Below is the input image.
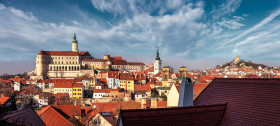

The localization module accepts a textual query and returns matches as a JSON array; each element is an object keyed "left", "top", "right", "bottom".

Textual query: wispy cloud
[
  {"left": 210, "top": 0, "right": 242, "bottom": 19},
  {"left": 224, "top": 8, "right": 280, "bottom": 45}
]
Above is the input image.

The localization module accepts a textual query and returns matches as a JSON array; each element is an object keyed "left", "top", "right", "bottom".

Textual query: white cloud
[
  {"left": 225, "top": 8, "right": 280, "bottom": 45},
  {"left": 211, "top": 0, "right": 242, "bottom": 19},
  {"left": 218, "top": 17, "right": 244, "bottom": 30}
]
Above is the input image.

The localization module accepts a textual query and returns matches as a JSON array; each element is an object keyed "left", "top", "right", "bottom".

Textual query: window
[
  {"left": 78, "top": 89, "right": 81, "bottom": 91},
  {"left": 73, "top": 89, "right": 76, "bottom": 91},
  {"left": 94, "top": 119, "right": 101, "bottom": 125},
  {"left": 78, "top": 93, "right": 81, "bottom": 95}
]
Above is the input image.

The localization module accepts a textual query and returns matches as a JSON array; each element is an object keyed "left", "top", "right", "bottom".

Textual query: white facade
[
  {"left": 54, "top": 88, "right": 73, "bottom": 97},
  {"left": 92, "top": 92, "right": 110, "bottom": 99},
  {"left": 14, "top": 82, "right": 21, "bottom": 91},
  {"left": 154, "top": 60, "right": 162, "bottom": 75}
]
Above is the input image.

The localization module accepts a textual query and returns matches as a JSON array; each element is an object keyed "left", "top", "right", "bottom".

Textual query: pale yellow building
[
  {"left": 119, "top": 73, "right": 134, "bottom": 92},
  {"left": 53, "top": 83, "right": 73, "bottom": 97},
  {"left": 32, "top": 33, "right": 146, "bottom": 79},
  {"left": 167, "top": 84, "right": 180, "bottom": 107}
]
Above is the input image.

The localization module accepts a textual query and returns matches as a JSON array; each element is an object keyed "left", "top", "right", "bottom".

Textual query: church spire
[
  {"left": 156, "top": 46, "right": 160, "bottom": 60},
  {"left": 72, "top": 33, "right": 78, "bottom": 43}
]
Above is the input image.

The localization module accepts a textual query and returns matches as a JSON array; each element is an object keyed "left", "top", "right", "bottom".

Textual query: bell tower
[
  {"left": 72, "top": 33, "right": 79, "bottom": 52},
  {"left": 154, "top": 47, "right": 162, "bottom": 75},
  {"left": 179, "top": 66, "right": 188, "bottom": 78}
]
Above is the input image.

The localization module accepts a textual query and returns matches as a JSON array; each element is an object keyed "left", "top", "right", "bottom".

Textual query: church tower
[
  {"left": 72, "top": 33, "right": 79, "bottom": 52},
  {"left": 179, "top": 66, "right": 188, "bottom": 78},
  {"left": 154, "top": 47, "right": 162, "bottom": 75}
]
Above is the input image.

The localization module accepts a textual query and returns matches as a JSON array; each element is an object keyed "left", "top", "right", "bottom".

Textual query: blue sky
[{"left": 1, "top": 0, "right": 280, "bottom": 74}]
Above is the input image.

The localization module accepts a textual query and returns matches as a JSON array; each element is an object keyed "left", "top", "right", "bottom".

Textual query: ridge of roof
[{"left": 121, "top": 103, "right": 227, "bottom": 112}]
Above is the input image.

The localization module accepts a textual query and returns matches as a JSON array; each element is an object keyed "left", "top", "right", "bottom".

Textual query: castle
[{"left": 32, "top": 34, "right": 146, "bottom": 79}]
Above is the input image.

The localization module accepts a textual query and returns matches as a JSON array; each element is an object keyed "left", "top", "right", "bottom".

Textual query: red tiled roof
[
  {"left": 52, "top": 93, "right": 69, "bottom": 99},
  {"left": 127, "top": 62, "right": 145, "bottom": 66},
  {"left": 0, "top": 97, "right": 9, "bottom": 105},
  {"left": 110, "top": 57, "right": 123, "bottom": 60},
  {"left": 37, "top": 105, "right": 74, "bottom": 126},
  {"left": 193, "top": 83, "right": 209, "bottom": 100},
  {"left": 154, "top": 72, "right": 162, "bottom": 77},
  {"left": 144, "top": 66, "right": 154, "bottom": 73},
  {"left": 82, "top": 59, "right": 108, "bottom": 62},
  {"left": 176, "top": 85, "right": 180, "bottom": 93},
  {"left": 38, "top": 51, "right": 80, "bottom": 56},
  {"left": 112, "top": 60, "right": 127, "bottom": 65},
  {"left": 119, "top": 103, "right": 227, "bottom": 126},
  {"left": 79, "top": 51, "right": 91, "bottom": 56},
  {"left": 100, "top": 78, "right": 108, "bottom": 86},
  {"left": 92, "top": 102, "right": 122, "bottom": 114},
  {"left": 103, "top": 115, "right": 118, "bottom": 126},
  {"left": 52, "top": 105, "right": 81, "bottom": 119},
  {"left": 194, "top": 78, "right": 280, "bottom": 125},
  {"left": 134, "top": 84, "right": 151, "bottom": 92},
  {"left": 73, "top": 83, "right": 83, "bottom": 88},
  {"left": 3, "top": 108, "right": 45, "bottom": 126},
  {"left": 157, "top": 101, "right": 167, "bottom": 107},
  {"left": 54, "top": 82, "right": 73, "bottom": 88},
  {"left": 91, "top": 100, "right": 141, "bottom": 115},
  {"left": 120, "top": 73, "right": 133, "bottom": 80},
  {"left": 81, "top": 109, "right": 98, "bottom": 124}
]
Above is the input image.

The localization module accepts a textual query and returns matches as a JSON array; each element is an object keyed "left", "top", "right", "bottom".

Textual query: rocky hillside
[{"left": 216, "top": 59, "right": 270, "bottom": 70}]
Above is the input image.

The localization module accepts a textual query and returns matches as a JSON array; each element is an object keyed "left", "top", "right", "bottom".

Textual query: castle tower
[
  {"left": 154, "top": 47, "right": 162, "bottom": 75},
  {"left": 162, "top": 66, "right": 170, "bottom": 81},
  {"left": 179, "top": 66, "right": 188, "bottom": 78},
  {"left": 72, "top": 33, "right": 79, "bottom": 52},
  {"left": 104, "top": 55, "right": 110, "bottom": 60},
  {"left": 36, "top": 51, "right": 46, "bottom": 77}
]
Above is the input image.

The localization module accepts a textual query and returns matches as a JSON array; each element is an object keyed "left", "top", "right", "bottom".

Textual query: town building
[{"left": 32, "top": 34, "right": 146, "bottom": 79}]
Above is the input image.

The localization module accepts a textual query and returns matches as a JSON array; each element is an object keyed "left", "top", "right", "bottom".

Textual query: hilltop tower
[
  {"left": 179, "top": 66, "right": 188, "bottom": 78},
  {"left": 154, "top": 47, "right": 162, "bottom": 75},
  {"left": 72, "top": 33, "right": 79, "bottom": 52}
]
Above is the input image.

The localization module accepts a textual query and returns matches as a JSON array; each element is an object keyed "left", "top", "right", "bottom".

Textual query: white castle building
[{"left": 32, "top": 34, "right": 146, "bottom": 79}]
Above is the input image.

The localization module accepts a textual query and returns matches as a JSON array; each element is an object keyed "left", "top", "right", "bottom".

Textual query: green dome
[{"left": 72, "top": 33, "right": 78, "bottom": 43}]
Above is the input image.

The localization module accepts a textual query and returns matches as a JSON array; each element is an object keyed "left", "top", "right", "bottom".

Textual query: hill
[{"left": 216, "top": 58, "right": 271, "bottom": 70}]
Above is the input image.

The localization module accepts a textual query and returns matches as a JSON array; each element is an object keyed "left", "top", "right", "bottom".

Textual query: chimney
[{"left": 178, "top": 77, "right": 193, "bottom": 107}]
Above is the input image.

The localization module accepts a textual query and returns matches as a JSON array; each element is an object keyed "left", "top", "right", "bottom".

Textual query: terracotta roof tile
[
  {"left": 110, "top": 57, "right": 123, "bottom": 60},
  {"left": 3, "top": 108, "right": 45, "bottom": 126},
  {"left": 37, "top": 105, "right": 74, "bottom": 126},
  {"left": 127, "top": 62, "right": 145, "bottom": 66},
  {"left": 54, "top": 81, "right": 73, "bottom": 88},
  {"left": 0, "top": 97, "right": 9, "bottom": 105},
  {"left": 38, "top": 51, "right": 80, "bottom": 56},
  {"left": 193, "top": 83, "right": 209, "bottom": 100},
  {"left": 51, "top": 105, "right": 81, "bottom": 118},
  {"left": 194, "top": 78, "right": 280, "bottom": 125},
  {"left": 157, "top": 101, "right": 167, "bottom": 107},
  {"left": 73, "top": 83, "right": 83, "bottom": 88},
  {"left": 119, "top": 103, "right": 227, "bottom": 126},
  {"left": 79, "top": 51, "right": 92, "bottom": 56},
  {"left": 134, "top": 84, "right": 151, "bottom": 92},
  {"left": 82, "top": 59, "right": 108, "bottom": 62}
]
